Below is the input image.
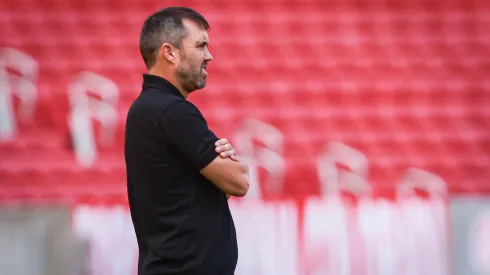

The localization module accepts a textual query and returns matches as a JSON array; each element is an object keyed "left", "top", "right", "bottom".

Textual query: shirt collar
[{"left": 142, "top": 73, "right": 184, "bottom": 98}]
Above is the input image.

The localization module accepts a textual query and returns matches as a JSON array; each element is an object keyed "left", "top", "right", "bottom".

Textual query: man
[{"left": 124, "top": 7, "right": 250, "bottom": 275}]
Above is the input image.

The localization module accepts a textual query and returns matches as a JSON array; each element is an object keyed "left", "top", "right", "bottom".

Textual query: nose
[{"left": 205, "top": 49, "right": 213, "bottom": 62}]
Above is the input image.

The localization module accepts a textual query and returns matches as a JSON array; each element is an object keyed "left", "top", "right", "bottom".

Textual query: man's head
[{"left": 139, "top": 7, "right": 213, "bottom": 96}]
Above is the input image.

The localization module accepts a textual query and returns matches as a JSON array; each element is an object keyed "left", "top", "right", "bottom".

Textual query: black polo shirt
[{"left": 124, "top": 74, "right": 238, "bottom": 275}]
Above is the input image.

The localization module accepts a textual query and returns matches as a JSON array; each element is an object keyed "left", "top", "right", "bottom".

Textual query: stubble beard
[{"left": 177, "top": 56, "right": 206, "bottom": 94}]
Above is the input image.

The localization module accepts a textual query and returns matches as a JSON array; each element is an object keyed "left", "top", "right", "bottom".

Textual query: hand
[{"left": 215, "top": 138, "right": 238, "bottom": 161}]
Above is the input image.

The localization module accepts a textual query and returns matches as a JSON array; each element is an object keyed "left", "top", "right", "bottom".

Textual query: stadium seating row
[{"left": 1, "top": 0, "right": 489, "bottom": 199}]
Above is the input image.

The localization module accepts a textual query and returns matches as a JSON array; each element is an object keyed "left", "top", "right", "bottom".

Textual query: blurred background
[{"left": 0, "top": 0, "right": 489, "bottom": 274}]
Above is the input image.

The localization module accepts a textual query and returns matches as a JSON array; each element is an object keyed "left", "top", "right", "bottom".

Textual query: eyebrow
[{"left": 195, "top": 40, "right": 208, "bottom": 46}]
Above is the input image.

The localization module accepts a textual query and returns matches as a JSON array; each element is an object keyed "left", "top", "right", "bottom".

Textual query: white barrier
[{"left": 71, "top": 196, "right": 449, "bottom": 275}]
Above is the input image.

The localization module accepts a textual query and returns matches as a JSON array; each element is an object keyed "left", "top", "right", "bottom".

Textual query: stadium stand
[{"left": 1, "top": 0, "right": 489, "bottom": 201}]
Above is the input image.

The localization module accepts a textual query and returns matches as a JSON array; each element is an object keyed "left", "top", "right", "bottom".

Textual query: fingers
[
  {"left": 219, "top": 149, "right": 236, "bottom": 158},
  {"left": 215, "top": 138, "right": 239, "bottom": 161},
  {"left": 215, "top": 138, "right": 228, "bottom": 147},
  {"left": 216, "top": 143, "right": 235, "bottom": 156},
  {"left": 216, "top": 142, "right": 232, "bottom": 152}
]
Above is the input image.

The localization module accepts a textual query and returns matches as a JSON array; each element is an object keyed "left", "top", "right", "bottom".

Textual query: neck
[{"left": 147, "top": 67, "right": 189, "bottom": 99}]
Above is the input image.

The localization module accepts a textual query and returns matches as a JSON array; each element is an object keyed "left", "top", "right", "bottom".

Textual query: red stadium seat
[{"left": 0, "top": 0, "right": 489, "bottom": 199}]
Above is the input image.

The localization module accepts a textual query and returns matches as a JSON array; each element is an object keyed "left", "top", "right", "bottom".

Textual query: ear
[{"left": 160, "top": 43, "right": 178, "bottom": 64}]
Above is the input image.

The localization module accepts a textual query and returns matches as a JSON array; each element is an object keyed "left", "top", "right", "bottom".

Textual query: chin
[{"left": 196, "top": 81, "right": 206, "bottom": 90}]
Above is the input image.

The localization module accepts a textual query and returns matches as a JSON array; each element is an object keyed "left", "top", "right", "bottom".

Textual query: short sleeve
[{"left": 160, "top": 100, "right": 219, "bottom": 170}]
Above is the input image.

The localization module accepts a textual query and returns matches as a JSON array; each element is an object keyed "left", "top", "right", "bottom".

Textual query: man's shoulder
[
  {"left": 139, "top": 87, "right": 185, "bottom": 106},
  {"left": 129, "top": 89, "right": 188, "bottom": 116},
  {"left": 162, "top": 98, "right": 204, "bottom": 118}
]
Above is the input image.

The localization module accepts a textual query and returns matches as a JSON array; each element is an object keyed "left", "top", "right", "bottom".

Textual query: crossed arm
[
  {"left": 162, "top": 101, "right": 249, "bottom": 199},
  {"left": 200, "top": 137, "right": 249, "bottom": 198},
  {"left": 211, "top": 138, "right": 246, "bottom": 199}
]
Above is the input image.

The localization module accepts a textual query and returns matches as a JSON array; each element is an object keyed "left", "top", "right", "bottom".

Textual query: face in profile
[{"left": 176, "top": 19, "right": 213, "bottom": 93}]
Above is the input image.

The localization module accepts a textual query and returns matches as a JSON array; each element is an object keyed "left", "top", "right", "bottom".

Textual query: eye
[{"left": 196, "top": 43, "right": 208, "bottom": 49}]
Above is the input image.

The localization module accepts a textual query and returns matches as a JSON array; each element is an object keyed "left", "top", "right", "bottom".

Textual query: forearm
[{"left": 201, "top": 158, "right": 250, "bottom": 197}]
